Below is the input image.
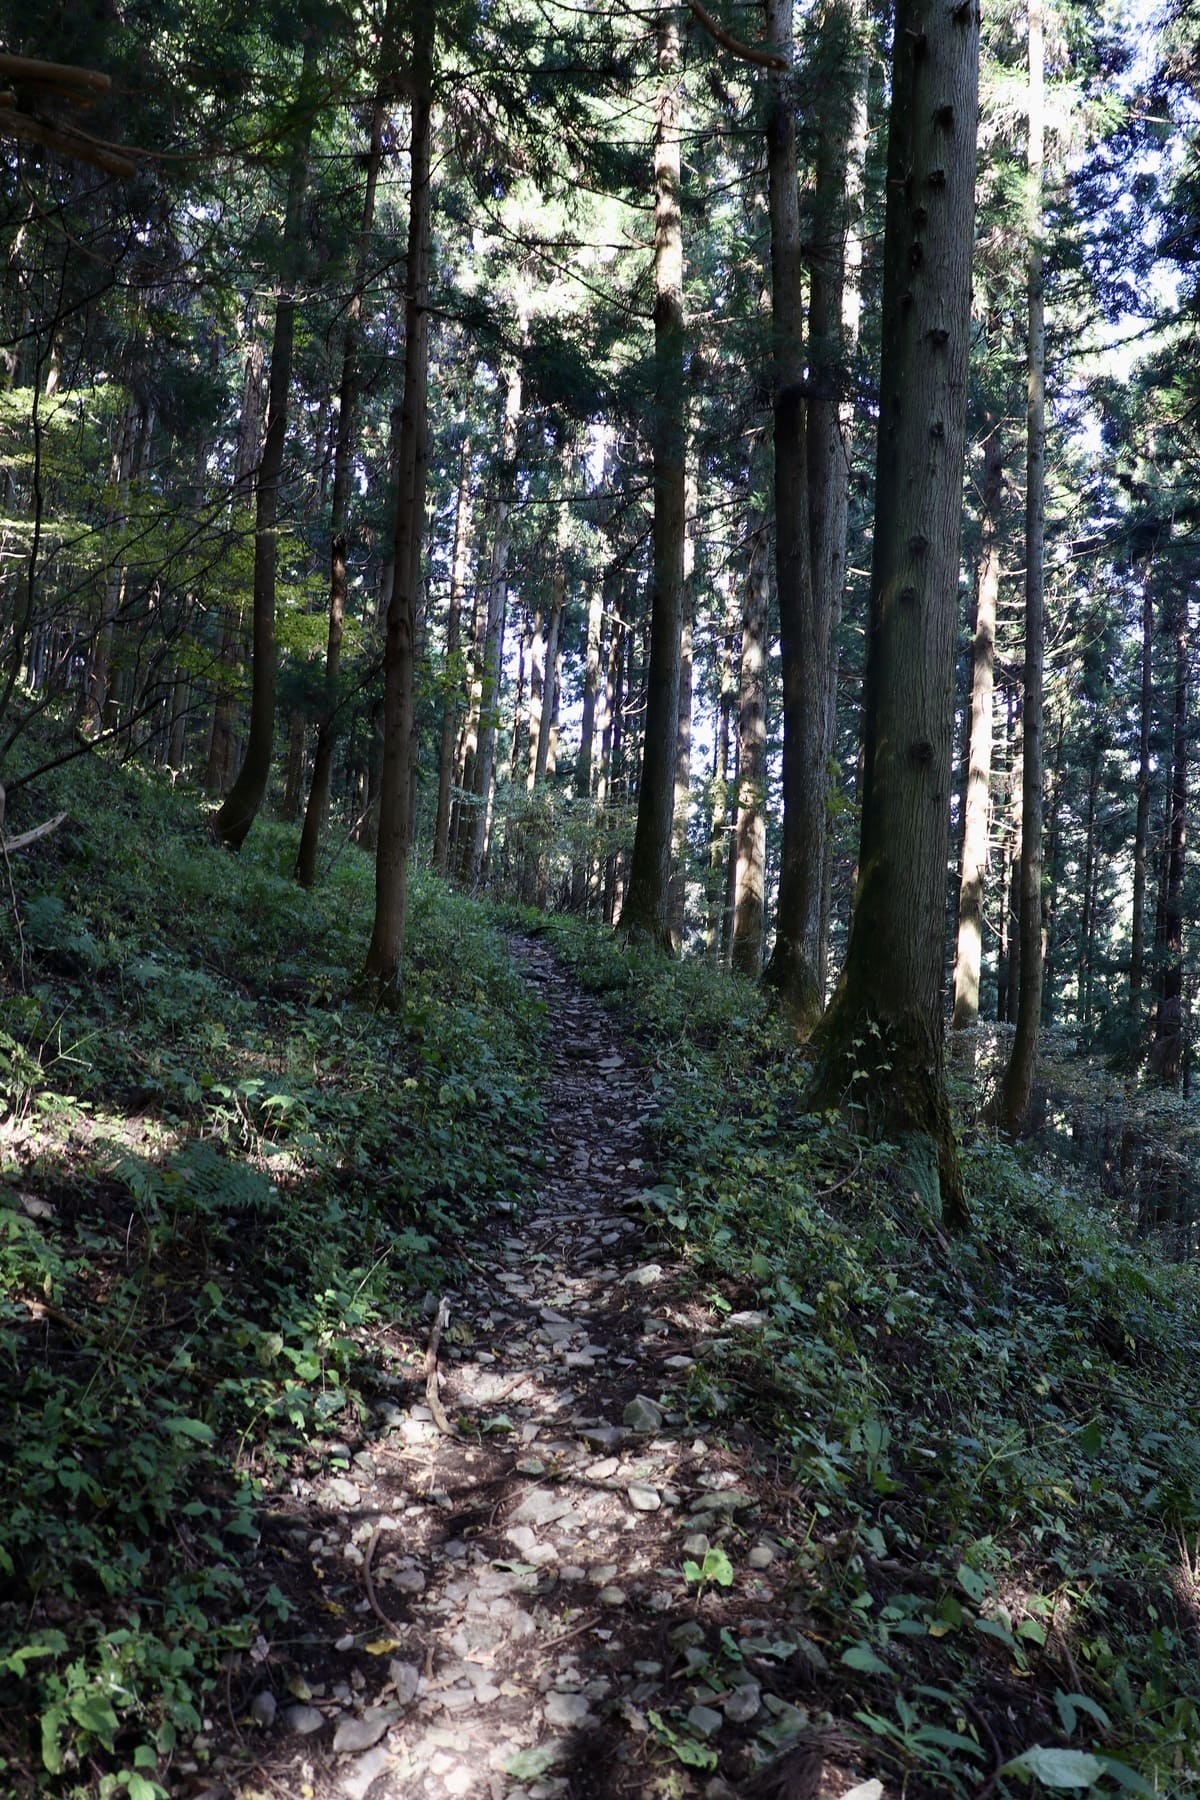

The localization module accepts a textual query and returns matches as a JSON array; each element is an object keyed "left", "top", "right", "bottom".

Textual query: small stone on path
[
  {"left": 333, "top": 1708, "right": 394, "bottom": 1753},
  {"left": 687, "top": 1704, "right": 724, "bottom": 1737},
  {"left": 545, "top": 1691, "right": 593, "bottom": 1727},
  {"left": 623, "top": 1264, "right": 663, "bottom": 1287},
  {"left": 282, "top": 1704, "right": 325, "bottom": 1736},
  {"left": 623, "top": 1395, "right": 663, "bottom": 1432},
  {"left": 627, "top": 1483, "right": 661, "bottom": 1511}
]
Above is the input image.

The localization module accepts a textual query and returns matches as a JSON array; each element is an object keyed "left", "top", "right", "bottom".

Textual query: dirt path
[{"left": 203, "top": 937, "right": 876, "bottom": 1800}]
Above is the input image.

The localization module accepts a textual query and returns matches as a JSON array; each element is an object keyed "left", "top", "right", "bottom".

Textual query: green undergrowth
[
  {"left": 542, "top": 914, "right": 1200, "bottom": 1797},
  {"left": 0, "top": 754, "right": 543, "bottom": 1796}
]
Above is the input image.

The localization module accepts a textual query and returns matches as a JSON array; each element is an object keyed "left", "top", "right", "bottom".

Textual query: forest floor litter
[{"left": 199, "top": 935, "right": 875, "bottom": 1800}]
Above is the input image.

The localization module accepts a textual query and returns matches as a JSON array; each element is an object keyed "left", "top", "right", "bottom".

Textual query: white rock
[
  {"left": 340, "top": 1745, "right": 394, "bottom": 1799},
  {"left": 282, "top": 1704, "right": 325, "bottom": 1735},
  {"left": 627, "top": 1484, "right": 661, "bottom": 1512},
  {"left": 687, "top": 1704, "right": 723, "bottom": 1737},
  {"left": 623, "top": 1396, "right": 663, "bottom": 1433},
  {"left": 545, "top": 1691, "right": 593, "bottom": 1728},
  {"left": 332, "top": 1708, "right": 393, "bottom": 1753}
]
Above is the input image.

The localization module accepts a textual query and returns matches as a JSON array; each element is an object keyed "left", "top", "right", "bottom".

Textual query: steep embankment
[{"left": 3, "top": 762, "right": 1200, "bottom": 1798}]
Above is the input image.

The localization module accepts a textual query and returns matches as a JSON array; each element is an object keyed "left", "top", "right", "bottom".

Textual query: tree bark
[
  {"left": 951, "top": 426, "right": 1003, "bottom": 1046},
  {"left": 432, "top": 433, "right": 473, "bottom": 873},
  {"left": 214, "top": 44, "right": 316, "bottom": 851},
  {"left": 806, "top": 0, "right": 980, "bottom": 1226},
  {"left": 465, "top": 359, "right": 522, "bottom": 887},
  {"left": 998, "top": 0, "right": 1047, "bottom": 1134},
  {"left": 731, "top": 526, "right": 769, "bottom": 976},
  {"left": 296, "top": 95, "right": 387, "bottom": 888},
  {"left": 668, "top": 451, "right": 698, "bottom": 947},
  {"left": 1151, "top": 579, "right": 1187, "bottom": 1082},
  {"left": 364, "top": 9, "right": 435, "bottom": 985},
  {"left": 810, "top": 0, "right": 869, "bottom": 989},
  {"left": 706, "top": 578, "right": 737, "bottom": 960},
  {"left": 1129, "top": 561, "right": 1154, "bottom": 1008},
  {"left": 760, "top": 0, "right": 822, "bottom": 1022},
  {"left": 621, "top": 8, "right": 686, "bottom": 950}
]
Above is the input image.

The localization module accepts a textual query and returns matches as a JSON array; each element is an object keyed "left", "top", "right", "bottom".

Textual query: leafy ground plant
[
  {"left": 0, "top": 756, "right": 543, "bottom": 1795},
  {"left": 543, "top": 913, "right": 1200, "bottom": 1796}
]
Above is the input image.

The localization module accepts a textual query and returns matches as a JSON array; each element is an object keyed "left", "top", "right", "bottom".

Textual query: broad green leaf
[
  {"left": 841, "top": 1644, "right": 891, "bottom": 1675},
  {"left": 701, "top": 1548, "right": 734, "bottom": 1587},
  {"left": 162, "top": 1417, "right": 215, "bottom": 1444},
  {"left": 957, "top": 1562, "right": 988, "bottom": 1603},
  {"left": 1000, "top": 1746, "right": 1107, "bottom": 1787},
  {"left": 504, "top": 1745, "right": 561, "bottom": 1780},
  {"left": 1055, "top": 1690, "right": 1111, "bottom": 1737},
  {"left": 1097, "top": 1756, "right": 1156, "bottom": 1795}
]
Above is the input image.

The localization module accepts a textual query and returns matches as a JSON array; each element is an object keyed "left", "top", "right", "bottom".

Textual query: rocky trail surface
[{"left": 199, "top": 937, "right": 880, "bottom": 1800}]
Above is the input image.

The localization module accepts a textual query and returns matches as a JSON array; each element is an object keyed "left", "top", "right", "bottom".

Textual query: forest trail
[{"left": 217, "top": 935, "right": 877, "bottom": 1800}]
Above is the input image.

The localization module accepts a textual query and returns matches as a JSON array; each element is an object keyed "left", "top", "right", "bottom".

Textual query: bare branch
[{"left": 685, "top": 0, "right": 788, "bottom": 70}]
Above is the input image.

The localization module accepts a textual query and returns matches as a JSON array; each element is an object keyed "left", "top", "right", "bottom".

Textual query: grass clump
[
  {"left": 0, "top": 758, "right": 542, "bottom": 1797},
  {"left": 553, "top": 917, "right": 1200, "bottom": 1797}
]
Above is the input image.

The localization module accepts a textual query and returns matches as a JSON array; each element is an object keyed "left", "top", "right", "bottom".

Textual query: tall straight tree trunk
[
  {"left": 706, "top": 580, "right": 737, "bottom": 958},
  {"left": 1041, "top": 709, "right": 1064, "bottom": 1023},
  {"left": 432, "top": 433, "right": 473, "bottom": 873},
  {"left": 809, "top": 0, "right": 869, "bottom": 986},
  {"left": 731, "top": 527, "right": 769, "bottom": 975},
  {"left": 1151, "top": 580, "right": 1187, "bottom": 1082},
  {"left": 280, "top": 710, "right": 307, "bottom": 820},
  {"left": 466, "top": 361, "right": 522, "bottom": 886},
  {"left": 807, "top": 0, "right": 980, "bottom": 1224},
  {"left": 215, "top": 42, "right": 316, "bottom": 851},
  {"left": 621, "top": 9, "right": 686, "bottom": 948},
  {"left": 451, "top": 499, "right": 491, "bottom": 867},
  {"left": 364, "top": 8, "right": 435, "bottom": 984},
  {"left": 668, "top": 456, "right": 697, "bottom": 949},
  {"left": 296, "top": 94, "right": 387, "bottom": 888},
  {"left": 951, "top": 425, "right": 1004, "bottom": 1052},
  {"left": 761, "top": 0, "right": 822, "bottom": 1021},
  {"left": 578, "top": 579, "right": 606, "bottom": 800},
  {"left": 205, "top": 337, "right": 263, "bottom": 792},
  {"left": 1129, "top": 562, "right": 1155, "bottom": 1008},
  {"left": 998, "top": 0, "right": 1047, "bottom": 1133},
  {"left": 534, "top": 573, "right": 564, "bottom": 789},
  {"left": 82, "top": 400, "right": 138, "bottom": 733},
  {"left": 1078, "top": 747, "right": 1099, "bottom": 1026}
]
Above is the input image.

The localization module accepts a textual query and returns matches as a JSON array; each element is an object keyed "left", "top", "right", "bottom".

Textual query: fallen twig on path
[{"left": 424, "top": 1295, "right": 457, "bottom": 1436}]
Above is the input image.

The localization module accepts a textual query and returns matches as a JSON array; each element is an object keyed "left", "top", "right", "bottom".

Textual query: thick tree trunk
[
  {"left": 621, "top": 9, "right": 686, "bottom": 949},
  {"left": 810, "top": 0, "right": 868, "bottom": 988},
  {"left": 807, "top": 0, "right": 979, "bottom": 1225},
  {"left": 214, "top": 49, "right": 315, "bottom": 851},
  {"left": 432, "top": 433, "right": 473, "bottom": 874},
  {"left": 731, "top": 527, "right": 769, "bottom": 976},
  {"left": 280, "top": 709, "right": 307, "bottom": 821},
  {"left": 761, "top": 0, "right": 822, "bottom": 1022},
  {"left": 951, "top": 425, "right": 1004, "bottom": 1049},
  {"left": 998, "top": 0, "right": 1047, "bottom": 1133},
  {"left": 364, "top": 10, "right": 434, "bottom": 985},
  {"left": 296, "top": 96, "right": 386, "bottom": 888}
]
